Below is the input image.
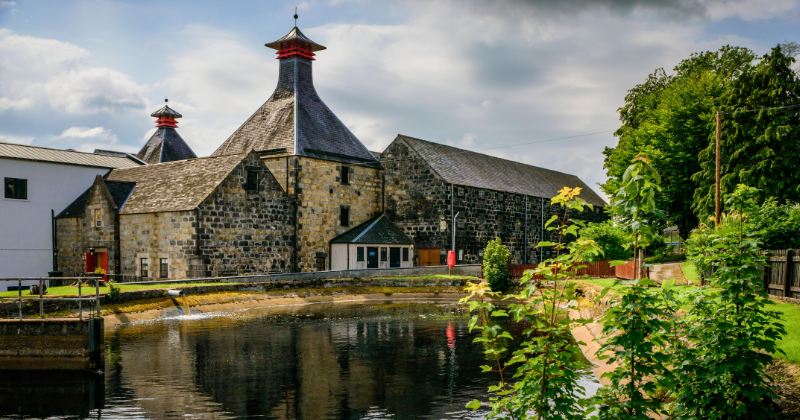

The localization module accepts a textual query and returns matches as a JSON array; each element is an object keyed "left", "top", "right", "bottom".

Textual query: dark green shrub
[
  {"left": 107, "top": 281, "right": 121, "bottom": 302},
  {"left": 482, "top": 238, "right": 511, "bottom": 291}
]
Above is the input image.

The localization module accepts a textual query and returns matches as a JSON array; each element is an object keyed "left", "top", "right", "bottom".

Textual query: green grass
[
  {"left": 681, "top": 261, "right": 702, "bottom": 284},
  {"left": 0, "top": 282, "right": 235, "bottom": 298},
  {"left": 770, "top": 301, "right": 800, "bottom": 364}
]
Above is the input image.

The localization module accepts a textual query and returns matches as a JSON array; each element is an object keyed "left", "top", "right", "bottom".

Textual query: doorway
[
  {"left": 389, "top": 248, "right": 401, "bottom": 268},
  {"left": 367, "top": 247, "right": 379, "bottom": 268},
  {"left": 418, "top": 248, "right": 440, "bottom": 266}
]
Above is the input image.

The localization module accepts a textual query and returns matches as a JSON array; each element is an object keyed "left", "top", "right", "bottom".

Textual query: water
[{"left": 1, "top": 300, "right": 601, "bottom": 419}]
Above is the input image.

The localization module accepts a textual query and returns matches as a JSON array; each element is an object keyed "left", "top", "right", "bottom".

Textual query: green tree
[
  {"left": 693, "top": 46, "right": 800, "bottom": 220},
  {"left": 483, "top": 238, "right": 511, "bottom": 291},
  {"left": 580, "top": 220, "right": 632, "bottom": 260}
]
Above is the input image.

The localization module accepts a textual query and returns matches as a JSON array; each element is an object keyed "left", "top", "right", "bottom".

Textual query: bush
[
  {"left": 107, "top": 281, "right": 121, "bottom": 302},
  {"left": 482, "top": 238, "right": 511, "bottom": 291},
  {"left": 580, "top": 221, "right": 633, "bottom": 260}
]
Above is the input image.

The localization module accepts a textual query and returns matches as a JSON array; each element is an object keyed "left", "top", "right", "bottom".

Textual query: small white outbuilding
[{"left": 329, "top": 214, "right": 414, "bottom": 270}]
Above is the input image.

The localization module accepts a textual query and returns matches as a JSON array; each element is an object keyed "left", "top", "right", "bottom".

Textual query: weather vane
[{"left": 294, "top": 7, "right": 298, "bottom": 26}]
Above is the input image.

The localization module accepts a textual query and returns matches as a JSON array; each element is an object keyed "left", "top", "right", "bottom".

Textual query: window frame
[
  {"left": 159, "top": 258, "right": 169, "bottom": 279},
  {"left": 4, "top": 177, "right": 27, "bottom": 200},
  {"left": 95, "top": 209, "right": 102, "bottom": 228},
  {"left": 341, "top": 166, "right": 350, "bottom": 185},
  {"left": 380, "top": 247, "right": 388, "bottom": 262},
  {"left": 356, "top": 247, "right": 365, "bottom": 262},
  {"left": 140, "top": 258, "right": 149, "bottom": 278},
  {"left": 244, "top": 170, "right": 259, "bottom": 191},
  {"left": 402, "top": 247, "right": 409, "bottom": 262},
  {"left": 340, "top": 206, "right": 350, "bottom": 227}
]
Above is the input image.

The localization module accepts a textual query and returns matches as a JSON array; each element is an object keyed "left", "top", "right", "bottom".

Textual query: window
[
  {"left": 340, "top": 207, "right": 350, "bottom": 227},
  {"left": 357, "top": 247, "right": 365, "bottom": 262},
  {"left": 159, "top": 258, "right": 168, "bottom": 278},
  {"left": 140, "top": 258, "right": 149, "bottom": 277},
  {"left": 4, "top": 178, "right": 27, "bottom": 200},
  {"left": 316, "top": 257, "right": 326, "bottom": 271},
  {"left": 341, "top": 166, "right": 350, "bottom": 185},
  {"left": 95, "top": 209, "right": 102, "bottom": 228},
  {"left": 380, "top": 247, "right": 387, "bottom": 262},
  {"left": 402, "top": 248, "right": 409, "bottom": 262},
  {"left": 244, "top": 171, "right": 259, "bottom": 191},
  {"left": 479, "top": 189, "right": 485, "bottom": 198},
  {"left": 457, "top": 187, "right": 464, "bottom": 197}
]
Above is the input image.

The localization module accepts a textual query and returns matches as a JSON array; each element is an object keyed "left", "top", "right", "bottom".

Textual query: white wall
[
  {"left": 0, "top": 158, "right": 109, "bottom": 283},
  {"left": 331, "top": 244, "right": 413, "bottom": 271}
]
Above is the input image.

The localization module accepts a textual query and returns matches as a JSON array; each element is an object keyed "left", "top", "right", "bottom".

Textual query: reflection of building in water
[{"left": 103, "top": 304, "right": 493, "bottom": 419}]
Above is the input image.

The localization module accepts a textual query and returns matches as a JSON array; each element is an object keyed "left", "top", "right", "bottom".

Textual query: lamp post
[{"left": 452, "top": 212, "right": 460, "bottom": 253}]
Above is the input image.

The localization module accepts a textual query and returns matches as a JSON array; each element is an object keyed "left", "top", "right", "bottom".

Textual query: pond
[{"left": 2, "top": 300, "right": 601, "bottom": 419}]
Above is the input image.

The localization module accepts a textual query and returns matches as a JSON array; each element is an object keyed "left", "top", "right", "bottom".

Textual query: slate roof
[
  {"left": 56, "top": 178, "right": 136, "bottom": 219},
  {"left": 331, "top": 214, "right": 414, "bottom": 245},
  {"left": 212, "top": 31, "right": 379, "bottom": 167},
  {"left": 0, "top": 142, "right": 143, "bottom": 169},
  {"left": 105, "top": 153, "right": 248, "bottom": 214},
  {"left": 150, "top": 104, "right": 182, "bottom": 118},
  {"left": 136, "top": 127, "right": 198, "bottom": 165},
  {"left": 265, "top": 27, "right": 326, "bottom": 51},
  {"left": 390, "top": 135, "right": 607, "bottom": 207}
]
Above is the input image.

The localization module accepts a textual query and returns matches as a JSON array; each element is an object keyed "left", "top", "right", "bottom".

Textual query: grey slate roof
[
  {"left": 390, "top": 135, "right": 607, "bottom": 207},
  {"left": 331, "top": 214, "right": 414, "bottom": 245},
  {"left": 105, "top": 152, "right": 248, "bottom": 214},
  {"left": 150, "top": 104, "right": 182, "bottom": 118},
  {"left": 265, "top": 27, "right": 326, "bottom": 51},
  {"left": 0, "top": 142, "right": 143, "bottom": 169},
  {"left": 136, "top": 127, "right": 198, "bottom": 165},
  {"left": 212, "top": 40, "right": 379, "bottom": 167},
  {"left": 56, "top": 178, "right": 136, "bottom": 218}
]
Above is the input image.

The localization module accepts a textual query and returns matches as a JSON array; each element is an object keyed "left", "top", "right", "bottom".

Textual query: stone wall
[
  {"left": 381, "top": 140, "right": 609, "bottom": 265},
  {"left": 277, "top": 156, "right": 382, "bottom": 272},
  {"left": 55, "top": 181, "right": 119, "bottom": 276},
  {"left": 119, "top": 211, "right": 199, "bottom": 280},
  {"left": 0, "top": 318, "right": 103, "bottom": 371},
  {"left": 197, "top": 153, "right": 293, "bottom": 276}
]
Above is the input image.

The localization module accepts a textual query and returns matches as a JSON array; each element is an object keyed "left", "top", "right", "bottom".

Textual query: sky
[{"left": 1, "top": 0, "right": 799, "bottom": 199}]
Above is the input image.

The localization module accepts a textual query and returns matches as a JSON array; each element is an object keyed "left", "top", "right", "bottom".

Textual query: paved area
[{"left": 650, "top": 262, "right": 689, "bottom": 285}]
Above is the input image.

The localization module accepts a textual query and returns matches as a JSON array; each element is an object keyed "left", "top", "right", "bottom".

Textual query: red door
[{"left": 85, "top": 252, "right": 108, "bottom": 280}]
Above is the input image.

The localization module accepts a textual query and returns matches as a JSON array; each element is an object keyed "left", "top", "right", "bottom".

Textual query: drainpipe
[
  {"left": 540, "top": 197, "right": 545, "bottom": 262},
  {"left": 381, "top": 172, "right": 386, "bottom": 213},
  {"left": 524, "top": 196, "right": 528, "bottom": 265},
  {"left": 51, "top": 209, "right": 57, "bottom": 272},
  {"left": 292, "top": 157, "right": 300, "bottom": 273}
]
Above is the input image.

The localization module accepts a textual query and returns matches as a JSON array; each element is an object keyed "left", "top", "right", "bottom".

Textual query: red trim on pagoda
[
  {"left": 276, "top": 40, "right": 316, "bottom": 60},
  {"left": 155, "top": 117, "right": 178, "bottom": 128}
]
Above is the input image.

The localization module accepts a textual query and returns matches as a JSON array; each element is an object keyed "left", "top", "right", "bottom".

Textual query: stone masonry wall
[
  {"left": 198, "top": 153, "right": 293, "bottom": 276},
  {"left": 119, "top": 210, "right": 198, "bottom": 279},
  {"left": 382, "top": 140, "right": 609, "bottom": 265},
  {"left": 55, "top": 182, "right": 119, "bottom": 276},
  {"left": 292, "top": 156, "right": 382, "bottom": 272}
]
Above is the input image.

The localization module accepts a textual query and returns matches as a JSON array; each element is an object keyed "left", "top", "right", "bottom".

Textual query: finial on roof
[
  {"left": 165, "top": 98, "right": 168, "bottom": 103},
  {"left": 151, "top": 101, "right": 182, "bottom": 128},
  {"left": 265, "top": 22, "right": 326, "bottom": 60},
  {"left": 294, "top": 7, "right": 298, "bottom": 26}
]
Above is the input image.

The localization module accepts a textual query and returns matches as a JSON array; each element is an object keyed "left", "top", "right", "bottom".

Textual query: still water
[{"left": 2, "top": 300, "right": 600, "bottom": 419}]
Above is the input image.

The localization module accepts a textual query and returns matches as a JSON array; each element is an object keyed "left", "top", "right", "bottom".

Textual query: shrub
[
  {"left": 107, "top": 281, "right": 121, "bottom": 302},
  {"left": 482, "top": 238, "right": 511, "bottom": 291},
  {"left": 580, "top": 220, "right": 633, "bottom": 260}
]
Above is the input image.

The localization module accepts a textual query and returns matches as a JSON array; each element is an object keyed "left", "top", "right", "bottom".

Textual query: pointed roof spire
[
  {"left": 265, "top": 22, "right": 326, "bottom": 61},
  {"left": 151, "top": 98, "right": 182, "bottom": 128},
  {"left": 137, "top": 100, "right": 197, "bottom": 164}
]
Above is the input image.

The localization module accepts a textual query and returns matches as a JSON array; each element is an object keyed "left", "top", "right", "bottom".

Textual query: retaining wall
[{"left": 0, "top": 318, "right": 104, "bottom": 371}]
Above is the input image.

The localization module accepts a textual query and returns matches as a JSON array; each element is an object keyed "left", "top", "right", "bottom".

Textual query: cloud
[
  {"left": 0, "top": 1, "right": 15, "bottom": 10},
  {"left": 51, "top": 126, "right": 133, "bottom": 153},
  {"left": 58, "top": 126, "right": 117, "bottom": 141},
  {"left": 0, "top": 133, "right": 34, "bottom": 145},
  {"left": 0, "top": 29, "right": 148, "bottom": 115}
]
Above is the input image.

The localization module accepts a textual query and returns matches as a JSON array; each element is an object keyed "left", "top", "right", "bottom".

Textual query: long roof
[
  {"left": 330, "top": 214, "right": 414, "bottom": 245},
  {"left": 105, "top": 153, "right": 247, "bottom": 214},
  {"left": 390, "top": 135, "right": 607, "bottom": 207},
  {"left": 0, "top": 142, "right": 143, "bottom": 169}
]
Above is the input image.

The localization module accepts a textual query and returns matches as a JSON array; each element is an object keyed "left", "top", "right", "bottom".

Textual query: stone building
[
  {"left": 211, "top": 26, "right": 384, "bottom": 272},
  {"left": 380, "top": 135, "right": 609, "bottom": 265}
]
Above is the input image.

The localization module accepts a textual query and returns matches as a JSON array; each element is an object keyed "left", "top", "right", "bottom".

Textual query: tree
[
  {"left": 580, "top": 220, "right": 633, "bottom": 260},
  {"left": 693, "top": 46, "right": 800, "bottom": 220},
  {"left": 603, "top": 46, "right": 755, "bottom": 238},
  {"left": 482, "top": 238, "right": 511, "bottom": 291}
]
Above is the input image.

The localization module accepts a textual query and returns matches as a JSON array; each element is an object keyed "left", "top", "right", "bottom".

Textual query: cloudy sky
[{"left": 1, "top": 0, "right": 798, "bottom": 198}]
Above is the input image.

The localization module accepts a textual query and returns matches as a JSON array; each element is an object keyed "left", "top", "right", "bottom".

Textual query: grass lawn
[
  {"left": 770, "top": 301, "right": 800, "bottom": 364},
  {"left": 0, "top": 282, "right": 235, "bottom": 298},
  {"left": 681, "top": 261, "right": 702, "bottom": 284}
]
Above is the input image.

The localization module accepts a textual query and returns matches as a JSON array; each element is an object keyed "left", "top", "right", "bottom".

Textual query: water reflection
[{"left": 7, "top": 300, "right": 601, "bottom": 419}]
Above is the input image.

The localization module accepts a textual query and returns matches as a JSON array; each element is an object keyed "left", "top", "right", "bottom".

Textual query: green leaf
[{"left": 465, "top": 400, "right": 482, "bottom": 411}]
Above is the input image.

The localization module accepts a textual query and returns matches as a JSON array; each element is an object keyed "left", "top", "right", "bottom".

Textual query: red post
[{"left": 447, "top": 251, "right": 456, "bottom": 277}]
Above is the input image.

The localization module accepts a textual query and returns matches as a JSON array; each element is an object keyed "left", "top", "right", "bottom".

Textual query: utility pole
[{"left": 715, "top": 111, "right": 721, "bottom": 226}]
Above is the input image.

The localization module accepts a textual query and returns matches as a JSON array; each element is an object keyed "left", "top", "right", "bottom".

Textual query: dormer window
[{"left": 244, "top": 171, "right": 259, "bottom": 191}]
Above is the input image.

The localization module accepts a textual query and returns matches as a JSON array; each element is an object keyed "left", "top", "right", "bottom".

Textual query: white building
[
  {"left": 330, "top": 214, "right": 414, "bottom": 270},
  {"left": 0, "top": 142, "right": 142, "bottom": 291}
]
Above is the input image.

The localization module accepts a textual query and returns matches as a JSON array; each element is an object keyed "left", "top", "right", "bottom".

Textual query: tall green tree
[
  {"left": 693, "top": 46, "right": 800, "bottom": 220},
  {"left": 603, "top": 46, "right": 755, "bottom": 238}
]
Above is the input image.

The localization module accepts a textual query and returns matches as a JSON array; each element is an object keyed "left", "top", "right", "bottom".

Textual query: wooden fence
[
  {"left": 614, "top": 261, "right": 649, "bottom": 281},
  {"left": 763, "top": 249, "right": 800, "bottom": 298},
  {"left": 508, "top": 261, "right": 616, "bottom": 280}
]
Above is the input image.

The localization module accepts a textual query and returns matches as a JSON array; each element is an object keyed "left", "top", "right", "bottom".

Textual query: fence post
[
  {"left": 18, "top": 279, "right": 22, "bottom": 320},
  {"left": 39, "top": 279, "right": 43, "bottom": 317},
  {"left": 784, "top": 249, "right": 793, "bottom": 298}
]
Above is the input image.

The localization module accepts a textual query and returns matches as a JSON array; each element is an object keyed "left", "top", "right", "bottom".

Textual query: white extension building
[
  {"left": 0, "top": 142, "right": 143, "bottom": 291},
  {"left": 330, "top": 214, "right": 414, "bottom": 271}
]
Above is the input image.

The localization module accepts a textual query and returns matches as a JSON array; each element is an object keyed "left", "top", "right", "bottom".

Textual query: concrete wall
[
  {"left": 0, "top": 158, "right": 111, "bottom": 279},
  {"left": 0, "top": 318, "right": 103, "bottom": 371}
]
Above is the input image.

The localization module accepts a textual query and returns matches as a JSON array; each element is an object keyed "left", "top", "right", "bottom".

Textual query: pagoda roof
[
  {"left": 150, "top": 104, "right": 182, "bottom": 118},
  {"left": 265, "top": 27, "right": 326, "bottom": 52}
]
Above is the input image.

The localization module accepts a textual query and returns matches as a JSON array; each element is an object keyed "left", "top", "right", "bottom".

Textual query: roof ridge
[
  {"left": 112, "top": 151, "right": 247, "bottom": 172},
  {"left": 0, "top": 141, "right": 129, "bottom": 157}
]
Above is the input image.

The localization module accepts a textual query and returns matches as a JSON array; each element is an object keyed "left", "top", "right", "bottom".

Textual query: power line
[{"left": 723, "top": 103, "right": 800, "bottom": 115}]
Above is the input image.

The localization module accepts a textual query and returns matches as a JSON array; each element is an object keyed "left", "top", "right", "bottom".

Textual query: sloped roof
[
  {"left": 331, "top": 214, "right": 414, "bottom": 245},
  {"left": 0, "top": 142, "right": 143, "bottom": 169},
  {"left": 56, "top": 178, "right": 136, "bottom": 219},
  {"left": 265, "top": 27, "right": 326, "bottom": 52},
  {"left": 389, "top": 135, "right": 607, "bottom": 207},
  {"left": 150, "top": 104, "right": 182, "bottom": 118},
  {"left": 105, "top": 153, "right": 247, "bottom": 214},
  {"left": 212, "top": 42, "right": 379, "bottom": 167},
  {"left": 136, "top": 127, "right": 198, "bottom": 164}
]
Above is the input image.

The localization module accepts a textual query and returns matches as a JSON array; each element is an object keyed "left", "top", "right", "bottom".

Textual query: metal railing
[{"left": 0, "top": 277, "right": 103, "bottom": 320}]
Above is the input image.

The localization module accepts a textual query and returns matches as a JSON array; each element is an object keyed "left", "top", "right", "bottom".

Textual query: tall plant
[
  {"left": 463, "top": 187, "right": 603, "bottom": 419},
  {"left": 483, "top": 238, "right": 511, "bottom": 291},
  {"left": 674, "top": 185, "right": 786, "bottom": 419}
]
